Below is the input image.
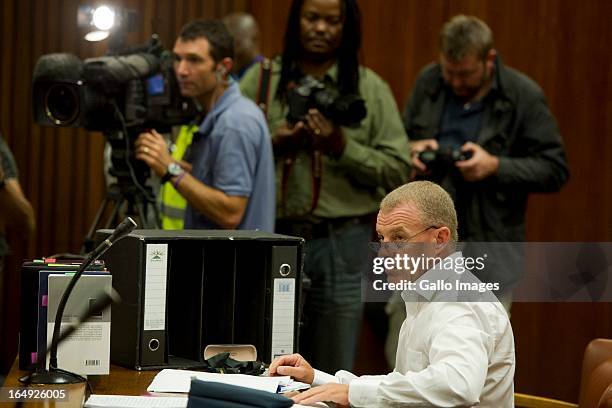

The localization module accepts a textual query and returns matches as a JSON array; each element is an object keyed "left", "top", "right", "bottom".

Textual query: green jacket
[{"left": 240, "top": 58, "right": 411, "bottom": 219}]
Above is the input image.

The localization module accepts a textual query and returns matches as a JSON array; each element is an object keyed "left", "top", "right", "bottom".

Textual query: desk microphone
[{"left": 20, "top": 217, "right": 136, "bottom": 385}]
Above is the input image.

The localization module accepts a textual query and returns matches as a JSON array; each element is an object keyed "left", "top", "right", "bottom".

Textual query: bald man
[{"left": 223, "top": 12, "right": 263, "bottom": 79}]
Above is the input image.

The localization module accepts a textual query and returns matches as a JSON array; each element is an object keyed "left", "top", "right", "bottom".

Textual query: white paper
[
  {"left": 144, "top": 244, "right": 168, "bottom": 331},
  {"left": 147, "top": 369, "right": 291, "bottom": 394},
  {"left": 85, "top": 395, "right": 188, "bottom": 408},
  {"left": 271, "top": 278, "right": 296, "bottom": 359}
]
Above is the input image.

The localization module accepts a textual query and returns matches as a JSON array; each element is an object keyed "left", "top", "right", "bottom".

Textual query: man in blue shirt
[{"left": 136, "top": 20, "right": 274, "bottom": 232}]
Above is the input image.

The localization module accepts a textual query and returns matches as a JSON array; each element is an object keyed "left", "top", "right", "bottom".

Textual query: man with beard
[
  {"left": 404, "top": 14, "right": 568, "bottom": 243},
  {"left": 269, "top": 181, "right": 515, "bottom": 408},
  {"left": 240, "top": 0, "right": 411, "bottom": 373}
]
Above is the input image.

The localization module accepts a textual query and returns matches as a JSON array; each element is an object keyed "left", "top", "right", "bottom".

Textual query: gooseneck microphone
[{"left": 20, "top": 217, "right": 137, "bottom": 385}]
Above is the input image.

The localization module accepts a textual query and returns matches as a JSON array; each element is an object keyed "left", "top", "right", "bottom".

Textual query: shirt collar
[
  {"left": 197, "top": 81, "right": 241, "bottom": 136},
  {"left": 324, "top": 62, "right": 339, "bottom": 83}
]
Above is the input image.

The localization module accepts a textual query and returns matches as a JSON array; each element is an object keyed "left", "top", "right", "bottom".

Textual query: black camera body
[
  {"left": 286, "top": 75, "right": 366, "bottom": 127},
  {"left": 419, "top": 148, "right": 473, "bottom": 170},
  {"left": 32, "top": 36, "right": 198, "bottom": 133},
  {"left": 31, "top": 36, "right": 200, "bottom": 191}
]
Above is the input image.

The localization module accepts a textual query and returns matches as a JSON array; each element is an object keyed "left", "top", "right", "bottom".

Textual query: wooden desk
[{"left": 2, "top": 359, "right": 158, "bottom": 407}]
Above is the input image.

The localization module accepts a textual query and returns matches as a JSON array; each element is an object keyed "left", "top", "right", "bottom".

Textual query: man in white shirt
[{"left": 269, "top": 180, "right": 515, "bottom": 407}]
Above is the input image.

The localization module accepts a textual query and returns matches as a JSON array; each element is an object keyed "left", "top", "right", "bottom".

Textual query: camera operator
[
  {"left": 240, "top": 0, "right": 411, "bottom": 373},
  {"left": 135, "top": 20, "right": 274, "bottom": 231}
]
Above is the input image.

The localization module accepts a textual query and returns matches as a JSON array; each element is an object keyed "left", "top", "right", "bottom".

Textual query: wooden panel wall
[
  {"left": 1, "top": 0, "right": 611, "bottom": 402},
  {"left": 0, "top": 0, "right": 248, "bottom": 374},
  {"left": 248, "top": 0, "right": 612, "bottom": 402}
]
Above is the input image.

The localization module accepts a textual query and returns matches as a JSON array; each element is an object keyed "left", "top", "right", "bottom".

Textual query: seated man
[{"left": 269, "top": 181, "right": 515, "bottom": 407}]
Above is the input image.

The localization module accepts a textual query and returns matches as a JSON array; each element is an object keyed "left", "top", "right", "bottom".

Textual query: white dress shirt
[{"left": 312, "top": 252, "right": 515, "bottom": 407}]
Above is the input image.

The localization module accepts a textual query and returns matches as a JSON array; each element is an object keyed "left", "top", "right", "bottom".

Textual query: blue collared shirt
[{"left": 184, "top": 82, "right": 275, "bottom": 232}]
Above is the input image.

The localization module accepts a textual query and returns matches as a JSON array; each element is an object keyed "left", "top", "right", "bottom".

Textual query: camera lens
[
  {"left": 44, "top": 84, "right": 79, "bottom": 125},
  {"left": 419, "top": 150, "right": 437, "bottom": 165}
]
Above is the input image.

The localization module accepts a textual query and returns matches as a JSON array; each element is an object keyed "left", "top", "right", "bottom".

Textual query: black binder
[{"left": 95, "top": 229, "right": 304, "bottom": 370}]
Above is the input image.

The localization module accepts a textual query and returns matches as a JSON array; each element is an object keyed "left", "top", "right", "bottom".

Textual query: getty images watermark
[
  {"left": 359, "top": 242, "right": 612, "bottom": 302},
  {"left": 371, "top": 252, "right": 498, "bottom": 293}
]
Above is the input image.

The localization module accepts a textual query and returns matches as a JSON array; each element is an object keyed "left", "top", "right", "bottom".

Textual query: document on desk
[
  {"left": 85, "top": 395, "right": 188, "bottom": 408},
  {"left": 147, "top": 369, "right": 292, "bottom": 394}
]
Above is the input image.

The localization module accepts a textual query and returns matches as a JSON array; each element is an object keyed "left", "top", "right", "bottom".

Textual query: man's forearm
[
  {"left": 0, "top": 179, "right": 35, "bottom": 235},
  {"left": 173, "top": 173, "right": 247, "bottom": 229}
]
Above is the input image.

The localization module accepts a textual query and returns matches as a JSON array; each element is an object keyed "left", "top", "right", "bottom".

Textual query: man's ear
[
  {"left": 435, "top": 227, "right": 451, "bottom": 245},
  {"left": 217, "top": 57, "right": 233, "bottom": 77}
]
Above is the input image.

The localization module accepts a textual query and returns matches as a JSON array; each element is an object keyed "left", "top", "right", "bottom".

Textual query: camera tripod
[
  {"left": 81, "top": 179, "right": 160, "bottom": 253},
  {"left": 81, "top": 131, "right": 161, "bottom": 253}
]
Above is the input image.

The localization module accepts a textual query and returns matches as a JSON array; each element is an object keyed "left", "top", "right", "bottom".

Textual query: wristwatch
[{"left": 160, "top": 162, "right": 184, "bottom": 184}]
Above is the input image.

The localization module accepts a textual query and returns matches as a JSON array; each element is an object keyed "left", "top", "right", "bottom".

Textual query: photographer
[
  {"left": 240, "top": 0, "right": 411, "bottom": 373},
  {"left": 384, "top": 15, "right": 570, "bottom": 367},
  {"left": 404, "top": 15, "right": 568, "bottom": 243},
  {"left": 136, "top": 20, "right": 274, "bottom": 231}
]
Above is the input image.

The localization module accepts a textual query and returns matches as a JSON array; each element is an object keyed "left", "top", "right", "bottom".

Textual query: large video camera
[
  {"left": 286, "top": 75, "right": 366, "bottom": 127},
  {"left": 31, "top": 34, "right": 200, "bottom": 210},
  {"left": 32, "top": 35, "right": 198, "bottom": 133}
]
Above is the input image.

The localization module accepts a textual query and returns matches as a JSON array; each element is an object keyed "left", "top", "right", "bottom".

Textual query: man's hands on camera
[
  {"left": 135, "top": 130, "right": 174, "bottom": 178},
  {"left": 409, "top": 138, "right": 439, "bottom": 173},
  {"left": 410, "top": 139, "right": 499, "bottom": 181},
  {"left": 305, "top": 108, "right": 346, "bottom": 157},
  {"left": 273, "top": 122, "right": 306, "bottom": 155},
  {"left": 268, "top": 353, "right": 315, "bottom": 385},
  {"left": 456, "top": 141, "right": 499, "bottom": 181},
  {"left": 274, "top": 108, "right": 346, "bottom": 157}
]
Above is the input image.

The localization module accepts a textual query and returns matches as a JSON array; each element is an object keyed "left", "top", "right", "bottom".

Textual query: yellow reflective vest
[{"left": 159, "top": 125, "right": 196, "bottom": 229}]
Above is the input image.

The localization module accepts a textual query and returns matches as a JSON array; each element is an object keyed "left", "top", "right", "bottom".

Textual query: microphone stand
[{"left": 20, "top": 217, "right": 136, "bottom": 384}]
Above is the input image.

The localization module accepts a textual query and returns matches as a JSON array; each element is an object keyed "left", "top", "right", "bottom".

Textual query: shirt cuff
[
  {"left": 312, "top": 369, "right": 339, "bottom": 386},
  {"left": 348, "top": 376, "right": 382, "bottom": 407}
]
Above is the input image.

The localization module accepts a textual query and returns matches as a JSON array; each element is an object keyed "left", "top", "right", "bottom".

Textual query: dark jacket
[{"left": 403, "top": 57, "right": 569, "bottom": 241}]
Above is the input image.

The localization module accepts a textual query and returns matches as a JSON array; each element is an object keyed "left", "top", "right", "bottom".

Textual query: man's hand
[
  {"left": 409, "top": 139, "right": 439, "bottom": 173},
  {"left": 268, "top": 353, "right": 314, "bottom": 384},
  {"left": 272, "top": 122, "right": 306, "bottom": 154},
  {"left": 134, "top": 129, "right": 173, "bottom": 178},
  {"left": 274, "top": 122, "right": 306, "bottom": 145},
  {"left": 304, "top": 109, "right": 346, "bottom": 157},
  {"left": 291, "top": 383, "right": 350, "bottom": 407},
  {"left": 455, "top": 141, "right": 499, "bottom": 182}
]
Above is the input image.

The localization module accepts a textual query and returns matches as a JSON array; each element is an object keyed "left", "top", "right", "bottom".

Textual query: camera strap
[
  {"left": 256, "top": 58, "right": 272, "bottom": 118},
  {"left": 280, "top": 149, "right": 322, "bottom": 216}
]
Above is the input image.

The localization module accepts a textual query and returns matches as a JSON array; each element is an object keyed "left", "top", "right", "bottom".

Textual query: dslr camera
[
  {"left": 286, "top": 75, "right": 367, "bottom": 127},
  {"left": 418, "top": 147, "right": 473, "bottom": 170}
]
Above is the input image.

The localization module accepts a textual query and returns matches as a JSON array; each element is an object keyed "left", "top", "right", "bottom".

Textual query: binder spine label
[
  {"left": 271, "top": 278, "right": 295, "bottom": 360},
  {"left": 143, "top": 244, "right": 168, "bottom": 331}
]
